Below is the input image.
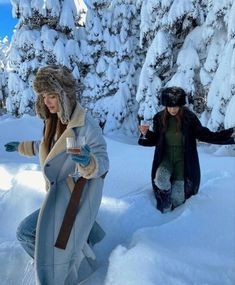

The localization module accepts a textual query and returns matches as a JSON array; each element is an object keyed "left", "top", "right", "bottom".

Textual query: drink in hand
[
  {"left": 67, "top": 147, "right": 81, "bottom": 154},
  {"left": 66, "top": 137, "right": 79, "bottom": 154},
  {"left": 66, "top": 136, "right": 86, "bottom": 154},
  {"left": 140, "top": 120, "right": 149, "bottom": 139},
  {"left": 66, "top": 136, "right": 86, "bottom": 177}
]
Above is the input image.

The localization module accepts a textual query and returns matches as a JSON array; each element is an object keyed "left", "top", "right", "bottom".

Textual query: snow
[
  {"left": 167, "top": 0, "right": 194, "bottom": 25},
  {"left": 41, "top": 27, "right": 58, "bottom": 52},
  {"left": 54, "top": 38, "right": 69, "bottom": 66},
  {"left": 96, "top": 58, "right": 107, "bottom": 74},
  {"left": 59, "top": 0, "right": 77, "bottom": 30},
  {"left": 0, "top": 114, "right": 235, "bottom": 285},
  {"left": 206, "top": 39, "right": 235, "bottom": 130}
]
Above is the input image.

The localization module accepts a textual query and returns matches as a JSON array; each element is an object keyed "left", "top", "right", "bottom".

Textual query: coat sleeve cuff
[
  {"left": 18, "top": 141, "right": 35, "bottom": 157},
  {"left": 76, "top": 154, "right": 98, "bottom": 179}
]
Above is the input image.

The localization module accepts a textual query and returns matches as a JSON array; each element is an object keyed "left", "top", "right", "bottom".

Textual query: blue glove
[
  {"left": 71, "top": 145, "right": 91, "bottom": 167},
  {"left": 4, "top": 141, "right": 20, "bottom": 152}
]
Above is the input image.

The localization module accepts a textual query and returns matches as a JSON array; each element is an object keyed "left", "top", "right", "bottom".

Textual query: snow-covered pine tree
[
  {"left": 0, "top": 37, "right": 10, "bottom": 112},
  {"left": 200, "top": 0, "right": 235, "bottom": 131},
  {"left": 81, "top": 0, "right": 143, "bottom": 135},
  {"left": 79, "top": 0, "right": 111, "bottom": 113},
  {"left": 136, "top": 0, "right": 208, "bottom": 121},
  {"left": 6, "top": 0, "right": 84, "bottom": 116}
]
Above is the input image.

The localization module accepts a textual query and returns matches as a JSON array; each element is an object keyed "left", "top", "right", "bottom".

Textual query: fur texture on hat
[
  {"left": 160, "top": 87, "right": 187, "bottom": 107},
  {"left": 33, "top": 65, "right": 77, "bottom": 124}
]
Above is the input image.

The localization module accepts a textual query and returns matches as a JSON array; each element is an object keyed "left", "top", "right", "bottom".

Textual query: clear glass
[
  {"left": 140, "top": 120, "right": 149, "bottom": 139},
  {"left": 66, "top": 136, "right": 86, "bottom": 154},
  {"left": 66, "top": 136, "right": 86, "bottom": 177}
]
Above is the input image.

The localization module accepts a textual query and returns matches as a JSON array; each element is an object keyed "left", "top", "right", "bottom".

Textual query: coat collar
[
  {"left": 40, "top": 103, "right": 86, "bottom": 167},
  {"left": 67, "top": 103, "right": 85, "bottom": 129}
]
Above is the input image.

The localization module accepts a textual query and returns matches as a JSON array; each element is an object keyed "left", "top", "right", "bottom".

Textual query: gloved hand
[
  {"left": 4, "top": 141, "right": 20, "bottom": 152},
  {"left": 71, "top": 145, "right": 91, "bottom": 167}
]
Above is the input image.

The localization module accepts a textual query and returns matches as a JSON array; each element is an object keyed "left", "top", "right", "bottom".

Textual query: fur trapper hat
[
  {"left": 33, "top": 65, "right": 77, "bottom": 124},
  {"left": 160, "top": 87, "right": 187, "bottom": 107}
]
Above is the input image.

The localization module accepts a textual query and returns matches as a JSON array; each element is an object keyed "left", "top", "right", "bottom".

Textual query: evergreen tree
[
  {"left": 6, "top": 0, "right": 83, "bottom": 116},
  {"left": 137, "top": 0, "right": 235, "bottom": 134},
  {"left": 81, "top": 0, "right": 143, "bottom": 135},
  {"left": 0, "top": 37, "right": 10, "bottom": 112},
  {"left": 79, "top": 0, "right": 111, "bottom": 109},
  {"left": 136, "top": 0, "right": 207, "bottom": 120},
  {"left": 200, "top": 0, "right": 235, "bottom": 131}
]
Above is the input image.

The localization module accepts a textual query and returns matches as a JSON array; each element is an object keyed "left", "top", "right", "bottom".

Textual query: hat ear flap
[{"left": 57, "top": 90, "right": 76, "bottom": 124}]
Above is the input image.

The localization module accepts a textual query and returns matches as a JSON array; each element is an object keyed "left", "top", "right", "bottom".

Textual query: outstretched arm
[
  {"left": 5, "top": 141, "right": 40, "bottom": 156},
  {"left": 193, "top": 114, "right": 235, "bottom": 145}
]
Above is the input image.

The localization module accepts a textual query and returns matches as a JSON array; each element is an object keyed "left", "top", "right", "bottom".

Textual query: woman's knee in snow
[
  {"left": 154, "top": 167, "right": 171, "bottom": 190},
  {"left": 16, "top": 220, "right": 35, "bottom": 243},
  {"left": 171, "top": 180, "right": 185, "bottom": 208}
]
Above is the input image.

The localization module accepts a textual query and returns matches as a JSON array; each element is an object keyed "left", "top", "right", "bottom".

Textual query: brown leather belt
[
  {"left": 55, "top": 171, "right": 108, "bottom": 250},
  {"left": 55, "top": 177, "right": 87, "bottom": 249}
]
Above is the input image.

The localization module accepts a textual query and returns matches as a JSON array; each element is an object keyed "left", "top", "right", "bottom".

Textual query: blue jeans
[{"left": 16, "top": 209, "right": 39, "bottom": 258}]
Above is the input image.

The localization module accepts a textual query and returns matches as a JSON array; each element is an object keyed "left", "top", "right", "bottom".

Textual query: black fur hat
[
  {"left": 160, "top": 87, "right": 187, "bottom": 107},
  {"left": 33, "top": 65, "right": 77, "bottom": 124}
]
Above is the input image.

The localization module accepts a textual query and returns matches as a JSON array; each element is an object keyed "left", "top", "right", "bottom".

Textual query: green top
[{"left": 165, "top": 116, "right": 183, "bottom": 146}]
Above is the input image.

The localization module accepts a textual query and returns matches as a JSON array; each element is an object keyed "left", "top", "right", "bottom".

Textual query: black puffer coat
[{"left": 139, "top": 107, "right": 234, "bottom": 203}]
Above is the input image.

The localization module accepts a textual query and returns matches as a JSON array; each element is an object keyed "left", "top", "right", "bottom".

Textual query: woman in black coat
[{"left": 139, "top": 87, "right": 235, "bottom": 213}]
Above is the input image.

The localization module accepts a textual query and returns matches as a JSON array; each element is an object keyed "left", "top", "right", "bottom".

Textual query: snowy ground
[{"left": 0, "top": 114, "right": 235, "bottom": 285}]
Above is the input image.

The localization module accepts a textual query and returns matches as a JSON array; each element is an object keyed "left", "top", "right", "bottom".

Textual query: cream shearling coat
[{"left": 18, "top": 104, "right": 109, "bottom": 284}]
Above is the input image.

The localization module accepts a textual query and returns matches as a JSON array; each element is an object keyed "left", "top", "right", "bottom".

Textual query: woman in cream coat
[{"left": 5, "top": 65, "right": 109, "bottom": 285}]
